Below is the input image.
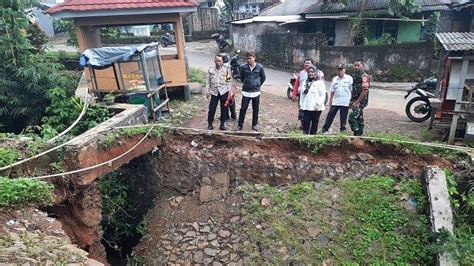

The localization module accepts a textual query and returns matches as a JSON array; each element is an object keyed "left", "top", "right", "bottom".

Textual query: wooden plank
[{"left": 154, "top": 98, "right": 170, "bottom": 112}]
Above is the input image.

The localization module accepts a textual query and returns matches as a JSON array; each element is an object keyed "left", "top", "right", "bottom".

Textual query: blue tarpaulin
[{"left": 79, "top": 43, "right": 159, "bottom": 69}]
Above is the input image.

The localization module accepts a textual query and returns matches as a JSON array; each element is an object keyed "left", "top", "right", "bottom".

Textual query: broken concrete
[{"left": 424, "top": 166, "right": 458, "bottom": 266}]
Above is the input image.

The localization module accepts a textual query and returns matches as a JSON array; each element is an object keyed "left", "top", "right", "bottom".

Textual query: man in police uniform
[
  {"left": 349, "top": 59, "right": 370, "bottom": 136},
  {"left": 204, "top": 54, "right": 231, "bottom": 130}
]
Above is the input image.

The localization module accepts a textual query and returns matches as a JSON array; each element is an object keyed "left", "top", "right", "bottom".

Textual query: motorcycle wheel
[
  {"left": 405, "top": 96, "right": 431, "bottom": 123},
  {"left": 287, "top": 87, "right": 293, "bottom": 99}
]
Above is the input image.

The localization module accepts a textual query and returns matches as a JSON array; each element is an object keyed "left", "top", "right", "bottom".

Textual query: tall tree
[{"left": 0, "top": 0, "right": 60, "bottom": 132}]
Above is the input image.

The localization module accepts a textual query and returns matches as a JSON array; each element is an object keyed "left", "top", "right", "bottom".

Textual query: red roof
[{"left": 47, "top": 0, "right": 198, "bottom": 14}]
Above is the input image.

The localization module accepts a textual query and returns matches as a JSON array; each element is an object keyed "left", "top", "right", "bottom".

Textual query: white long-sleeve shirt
[{"left": 299, "top": 79, "right": 326, "bottom": 111}]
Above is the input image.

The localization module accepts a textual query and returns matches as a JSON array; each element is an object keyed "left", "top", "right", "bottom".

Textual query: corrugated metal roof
[
  {"left": 231, "top": 15, "right": 303, "bottom": 25},
  {"left": 259, "top": 0, "right": 320, "bottom": 16},
  {"left": 47, "top": 0, "right": 198, "bottom": 14},
  {"left": 304, "top": 0, "right": 451, "bottom": 15},
  {"left": 436, "top": 32, "right": 474, "bottom": 51}
]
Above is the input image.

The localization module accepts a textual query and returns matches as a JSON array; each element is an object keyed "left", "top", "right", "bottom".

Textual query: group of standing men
[
  {"left": 203, "top": 51, "right": 369, "bottom": 136},
  {"left": 292, "top": 58, "right": 370, "bottom": 136}
]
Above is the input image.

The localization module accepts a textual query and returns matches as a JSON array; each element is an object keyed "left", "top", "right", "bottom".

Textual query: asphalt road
[{"left": 186, "top": 49, "right": 410, "bottom": 116}]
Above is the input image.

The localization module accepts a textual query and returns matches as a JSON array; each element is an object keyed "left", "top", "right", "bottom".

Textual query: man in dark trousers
[
  {"left": 237, "top": 51, "right": 266, "bottom": 131},
  {"left": 349, "top": 59, "right": 370, "bottom": 136},
  {"left": 322, "top": 64, "right": 353, "bottom": 133},
  {"left": 204, "top": 54, "right": 231, "bottom": 130}
]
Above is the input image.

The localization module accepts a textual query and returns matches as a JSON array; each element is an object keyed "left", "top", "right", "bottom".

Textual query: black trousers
[
  {"left": 228, "top": 101, "right": 237, "bottom": 119},
  {"left": 303, "top": 110, "right": 322, "bottom": 135},
  {"left": 238, "top": 95, "right": 260, "bottom": 127},
  {"left": 322, "top": 105, "right": 349, "bottom": 132},
  {"left": 208, "top": 92, "right": 229, "bottom": 124}
]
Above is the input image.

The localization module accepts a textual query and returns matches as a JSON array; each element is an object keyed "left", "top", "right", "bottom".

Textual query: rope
[
  {"left": 2, "top": 122, "right": 471, "bottom": 177},
  {"left": 47, "top": 92, "right": 90, "bottom": 144},
  {"left": 28, "top": 124, "right": 155, "bottom": 180}
]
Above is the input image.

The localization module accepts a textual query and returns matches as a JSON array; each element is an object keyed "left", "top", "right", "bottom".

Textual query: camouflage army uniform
[{"left": 349, "top": 71, "right": 369, "bottom": 136}]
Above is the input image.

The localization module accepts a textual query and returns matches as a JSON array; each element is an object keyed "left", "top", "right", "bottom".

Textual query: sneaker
[
  {"left": 236, "top": 125, "right": 243, "bottom": 131},
  {"left": 207, "top": 125, "right": 214, "bottom": 130},
  {"left": 219, "top": 124, "right": 227, "bottom": 131},
  {"left": 323, "top": 131, "right": 330, "bottom": 135},
  {"left": 252, "top": 125, "right": 258, "bottom": 131}
]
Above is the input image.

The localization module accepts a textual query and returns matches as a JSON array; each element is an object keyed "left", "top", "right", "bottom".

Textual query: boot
[{"left": 219, "top": 121, "right": 227, "bottom": 131}]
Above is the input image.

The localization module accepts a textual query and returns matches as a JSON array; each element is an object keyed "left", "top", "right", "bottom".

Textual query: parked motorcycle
[
  {"left": 221, "top": 50, "right": 241, "bottom": 79},
  {"left": 287, "top": 73, "right": 297, "bottom": 99},
  {"left": 160, "top": 32, "right": 175, "bottom": 47},
  {"left": 211, "top": 33, "right": 230, "bottom": 53},
  {"left": 404, "top": 78, "right": 437, "bottom": 122}
]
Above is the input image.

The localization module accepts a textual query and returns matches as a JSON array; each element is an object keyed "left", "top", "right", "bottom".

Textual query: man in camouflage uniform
[
  {"left": 204, "top": 55, "right": 231, "bottom": 130},
  {"left": 349, "top": 59, "right": 370, "bottom": 136}
]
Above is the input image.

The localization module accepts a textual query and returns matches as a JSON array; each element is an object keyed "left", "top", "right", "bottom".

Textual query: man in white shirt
[{"left": 322, "top": 64, "right": 353, "bottom": 133}]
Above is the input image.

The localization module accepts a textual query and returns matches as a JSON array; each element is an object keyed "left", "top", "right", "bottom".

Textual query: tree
[
  {"left": 0, "top": 0, "right": 61, "bottom": 132},
  {"left": 220, "top": 0, "right": 239, "bottom": 22},
  {"left": 389, "top": 0, "right": 420, "bottom": 18}
]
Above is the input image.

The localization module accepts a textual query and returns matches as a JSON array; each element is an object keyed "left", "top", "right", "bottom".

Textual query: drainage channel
[
  {"left": 46, "top": 132, "right": 470, "bottom": 264},
  {"left": 84, "top": 133, "right": 468, "bottom": 264}
]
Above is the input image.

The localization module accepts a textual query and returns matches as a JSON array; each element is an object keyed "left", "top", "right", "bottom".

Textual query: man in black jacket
[{"left": 237, "top": 51, "right": 266, "bottom": 131}]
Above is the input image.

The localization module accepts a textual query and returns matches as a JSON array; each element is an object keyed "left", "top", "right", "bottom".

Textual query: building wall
[
  {"left": 186, "top": 7, "right": 219, "bottom": 39},
  {"left": 232, "top": 28, "right": 433, "bottom": 81},
  {"left": 397, "top": 21, "right": 421, "bottom": 43},
  {"left": 334, "top": 20, "right": 350, "bottom": 46},
  {"left": 319, "top": 42, "right": 433, "bottom": 81}
]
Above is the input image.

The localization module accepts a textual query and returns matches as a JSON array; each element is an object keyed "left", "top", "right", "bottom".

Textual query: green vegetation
[
  {"left": 238, "top": 176, "right": 433, "bottom": 264},
  {"left": 430, "top": 169, "right": 474, "bottom": 264},
  {"left": 0, "top": 0, "right": 74, "bottom": 133},
  {"left": 188, "top": 67, "right": 206, "bottom": 86},
  {"left": 364, "top": 33, "right": 394, "bottom": 45},
  {"left": 0, "top": 148, "right": 22, "bottom": 168},
  {"left": 99, "top": 169, "right": 156, "bottom": 260},
  {"left": 99, "top": 126, "right": 165, "bottom": 148},
  {"left": 368, "top": 132, "right": 465, "bottom": 158},
  {"left": 40, "top": 87, "right": 113, "bottom": 140},
  {"left": 0, "top": 177, "right": 54, "bottom": 209},
  {"left": 296, "top": 134, "right": 347, "bottom": 154}
]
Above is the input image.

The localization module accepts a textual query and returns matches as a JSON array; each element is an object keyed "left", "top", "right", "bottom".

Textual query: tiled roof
[
  {"left": 304, "top": 0, "right": 451, "bottom": 15},
  {"left": 436, "top": 32, "right": 474, "bottom": 51},
  {"left": 46, "top": 0, "right": 198, "bottom": 14}
]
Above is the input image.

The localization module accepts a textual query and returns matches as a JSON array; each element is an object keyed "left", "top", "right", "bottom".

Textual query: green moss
[
  {"left": 0, "top": 177, "right": 54, "bottom": 209},
  {"left": 369, "top": 132, "right": 465, "bottom": 158},
  {"left": 295, "top": 134, "right": 348, "bottom": 154},
  {"left": 238, "top": 176, "right": 434, "bottom": 264}
]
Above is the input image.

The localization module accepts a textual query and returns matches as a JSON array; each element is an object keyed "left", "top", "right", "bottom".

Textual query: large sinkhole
[{"left": 87, "top": 133, "right": 469, "bottom": 264}]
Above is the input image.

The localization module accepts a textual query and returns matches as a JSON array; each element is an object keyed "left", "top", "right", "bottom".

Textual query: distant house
[
  {"left": 440, "top": 0, "right": 474, "bottom": 32},
  {"left": 233, "top": 0, "right": 281, "bottom": 20},
  {"left": 230, "top": 0, "right": 318, "bottom": 51},
  {"left": 303, "top": 0, "right": 452, "bottom": 45},
  {"left": 186, "top": 0, "right": 220, "bottom": 39}
]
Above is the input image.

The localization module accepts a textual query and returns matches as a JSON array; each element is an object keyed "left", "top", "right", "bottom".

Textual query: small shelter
[
  {"left": 79, "top": 43, "right": 170, "bottom": 120},
  {"left": 47, "top": 0, "right": 198, "bottom": 98},
  {"left": 431, "top": 32, "right": 474, "bottom": 144}
]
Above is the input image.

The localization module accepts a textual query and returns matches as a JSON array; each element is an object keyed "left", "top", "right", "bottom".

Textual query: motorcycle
[
  {"left": 211, "top": 33, "right": 230, "bottom": 53},
  {"left": 404, "top": 78, "right": 437, "bottom": 122},
  {"left": 287, "top": 73, "right": 297, "bottom": 99},
  {"left": 160, "top": 32, "right": 175, "bottom": 47}
]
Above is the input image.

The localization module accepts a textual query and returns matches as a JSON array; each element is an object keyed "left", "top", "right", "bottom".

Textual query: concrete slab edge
[{"left": 424, "top": 166, "right": 458, "bottom": 266}]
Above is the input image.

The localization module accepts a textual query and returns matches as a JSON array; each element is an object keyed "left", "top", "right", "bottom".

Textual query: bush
[
  {"left": 0, "top": 147, "right": 22, "bottom": 168},
  {"left": 0, "top": 177, "right": 54, "bottom": 209},
  {"left": 40, "top": 87, "right": 113, "bottom": 139}
]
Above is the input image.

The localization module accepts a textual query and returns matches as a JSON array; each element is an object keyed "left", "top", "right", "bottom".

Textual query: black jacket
[{"left": 239, "top": 63, "right": 266, "bottom": 92}]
